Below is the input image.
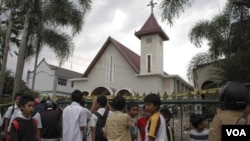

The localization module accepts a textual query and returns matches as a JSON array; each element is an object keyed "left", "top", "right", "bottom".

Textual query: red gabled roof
[
  {"left": 135, "top": 14, "right": 169, "bottom": 41},
  {"left": 83, "top": 37, "right": 140, "bottom": 77}
]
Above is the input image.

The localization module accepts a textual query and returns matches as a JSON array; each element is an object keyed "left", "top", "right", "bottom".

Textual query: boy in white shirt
[
  {"left": 62, "top": 90, "right": 87, "bottom": 141},
  {"left": 89, "top": 95, "right": 113, "bottom": 141}
]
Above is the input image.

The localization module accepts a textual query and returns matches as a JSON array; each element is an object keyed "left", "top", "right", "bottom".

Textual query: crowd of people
[{"left": 0, "top": 81, "right": 249, "bottom": 141}]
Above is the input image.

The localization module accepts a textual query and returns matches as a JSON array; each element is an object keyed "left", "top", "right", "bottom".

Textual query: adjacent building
[{"left": 26, "top": 58, "right": 82, "bottom": 97}]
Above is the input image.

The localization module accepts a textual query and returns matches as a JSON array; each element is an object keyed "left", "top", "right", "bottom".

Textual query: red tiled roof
[
  {"left": 135, "top": 14, "right": 169, "bottom": 41},
  {"left": 83, "top": 37, "right": 140, "bottom": 77}
]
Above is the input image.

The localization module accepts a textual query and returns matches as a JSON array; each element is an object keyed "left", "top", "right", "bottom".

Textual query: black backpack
[{"left": 93, "top": 108, "right": 109, "bottom": 141}]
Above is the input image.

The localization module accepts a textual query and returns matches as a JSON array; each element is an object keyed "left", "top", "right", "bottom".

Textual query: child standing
[
  {"left": 9, "top": 95, "right": 38, "bottom": 141},
  {"left": 144, "top": 93, "right": 167, "bottom": 141},
  {"left": 3, "top": 92, "right": 22, "bottom": 141},
  {"left": 104, "top": 95, "right": 134, "bottom": 141},
  {"left": 89, "top": 95, "right": 113, "bottom": 141},
  {"left": 137, "top": 106, "right": 151, "bottom": 141},
  {"left": 160, "top": 108, "right": 175, "bottom": 141},
  {"left": 189, "top": 113, "right": 209, "bottom": 141},
  {"left": 127, "top": 102, "right": 139, "bottom": 141}
]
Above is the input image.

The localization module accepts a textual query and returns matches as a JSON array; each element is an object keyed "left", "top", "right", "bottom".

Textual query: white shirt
[
  {"left": 32, "top": 112, "right": 42, "bottom": 128},
  {"left": 89, "top": 108, "right": 113, "bottom": 128},
  {"left": 83, "top": 107, "right": 92, "bottom": 141},
  {"left": 83, "top": 107, "right": 92, "bottom": 120},
  {"left": 145, "top": 113, "right": 167, "bottom": 141},
  {"left": 62, "top": 102, "right": 87, "bottom": 141},
  {"left": 4, "top": 104, "right": 20, "bottom": 132}
]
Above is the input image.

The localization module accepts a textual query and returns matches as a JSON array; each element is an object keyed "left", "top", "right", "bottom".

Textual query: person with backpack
[
  {"left": 208, "top": 82, "right": 250, "bottom": 141},
  {"left": 9, "top": 95, "right": 38, "bottom": 141},
  {"left": 89, "top": 95, "right": 113, "bottom": 141},
  {"left": 2, "top": 92, "right": 22, "bottom": 141}
]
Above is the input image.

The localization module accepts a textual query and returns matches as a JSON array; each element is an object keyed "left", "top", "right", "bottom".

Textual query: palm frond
[
  {"left": 189, "top": 20, "right": 210, "bottom": 47},
  {"left": 43, "top": 29, "right": 74, "bottom": 64},
  {"left": 160, "top": 0, "right": 191, "bottom": 26},
  {"left": 186, "top": 52, "right": 213, "bottom": 84}
]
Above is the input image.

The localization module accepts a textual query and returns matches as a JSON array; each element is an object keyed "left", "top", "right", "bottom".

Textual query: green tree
[
  {"left": 12, "top": 0, "right": 92, "bottom": 99},
  {"left": 177, "top": 1, "right": 250, "bottom": 84},
  {"left": 214, "top": 50, "right": 250, "bottom": 82},
  {"left": 0, "top": 0, "right": 22, "bottom": 96},
  {"left": 187, "top": 52, "right": 213, "bottom": 87},
  {"left": 159, "top": 0, "right": 250, "bottom": 25},
  {"left": 159, "top": 0, "right": 192, "bottom": 26}
]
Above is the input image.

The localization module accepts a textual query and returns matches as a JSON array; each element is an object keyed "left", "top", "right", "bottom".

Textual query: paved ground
[{"left": 171, "top": 115, "right": 190, "bottom": 141}]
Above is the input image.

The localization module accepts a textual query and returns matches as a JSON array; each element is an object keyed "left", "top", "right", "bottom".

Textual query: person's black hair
[
  {"left": 190, "top": 113, "right": 206, "bottom": 128},
  {"left": 97, "top": 95, "right": 107, "bottom": 107},
  {"left": 14, "top": 92, "right": 23, "bottom": 99},
  {"left": 45, "top": 100, "right": 57, "bottom": 110},
  {"left": 71, "top": 89, "right": 83, "bottom": 103},
  {"left": 19, "top": 95, "right": 35, "bottom": 107},
  {"left": 112, "top": 95, "right": 126, "bottom": 111},
  {"left": 144, "top": 93, "right": 161, "bottom": 110},
  {"left": 160, "top": 108, "right": 172, "bottom": 120},
  {"left": 127, "top": 101, "right": 139, "bottom": 111}
]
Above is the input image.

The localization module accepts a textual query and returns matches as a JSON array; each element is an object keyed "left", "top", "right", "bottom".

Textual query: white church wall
[
  {"left": 163, "top": 78, "right": 175, "bottom": 96},
  {"left": 74, "top": 43, "right": 167, "bottom": 96},
  {"left": 140, "top": 34, "right": 163, "bottom": 74},
  {"left": 135, "top": 76, "right": 165, "bottom": 95},
  {"left": 76, "top": 43, "right": 140, "bottom": 94}
]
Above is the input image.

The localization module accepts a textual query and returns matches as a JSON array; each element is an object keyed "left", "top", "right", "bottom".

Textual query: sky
[{"left": 7, "top": 0, "right": 227, "bottom": 84}]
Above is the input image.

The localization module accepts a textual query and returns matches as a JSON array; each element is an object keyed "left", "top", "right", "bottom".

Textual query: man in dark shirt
[{"left": 40, "top": 100, "right": 62, "bottom": 140}]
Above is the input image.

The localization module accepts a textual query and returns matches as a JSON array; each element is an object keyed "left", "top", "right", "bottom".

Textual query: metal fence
[
  {"left": 0, "top": 98, "right": 220, "bottom": 141},
  {"left": 57, "top": 99, "right": 220, "bottom": 141}
]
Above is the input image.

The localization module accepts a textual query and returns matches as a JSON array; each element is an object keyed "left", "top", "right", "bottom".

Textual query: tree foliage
[{"left": 181, "top": 1, "right": 250, "bottom": 84}]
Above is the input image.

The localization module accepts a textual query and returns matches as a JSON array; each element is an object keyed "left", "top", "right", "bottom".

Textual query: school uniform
[
  {"left": 4, "top": 104, "right": 20, "bottom": 132},
  {"left": 83, "top": 107, "right": 92, "bottom": 141},
  {"left": 89, "top": 107, "right": 113, "bottom": 141},
  {"left": 89, "top": 108, "right": 113, "bottom": 127},
  {"left": 33, "top": 112, "right": 42, "bottom": 129},
  {"left": 62, "top": 102, "right": 87, "bottom": 141}
]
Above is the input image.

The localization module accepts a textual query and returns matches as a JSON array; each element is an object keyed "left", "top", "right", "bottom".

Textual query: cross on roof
[{"left": 147, "top": 0, "right": 157, "bottom": 14}]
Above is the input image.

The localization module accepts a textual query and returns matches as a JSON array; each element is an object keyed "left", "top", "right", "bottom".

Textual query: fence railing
[{"left": 55, "top": 99, "right": 220, "bottom": 141}]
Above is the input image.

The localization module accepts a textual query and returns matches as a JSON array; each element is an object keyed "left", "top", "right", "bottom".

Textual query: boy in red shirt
[{"left": 137, "top": 106, "right": 150, "bottom": 141}]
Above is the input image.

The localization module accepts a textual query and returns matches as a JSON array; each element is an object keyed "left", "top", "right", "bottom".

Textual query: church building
[{"left": 71, "top": 11, "right": 193, "bottom": 97}]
